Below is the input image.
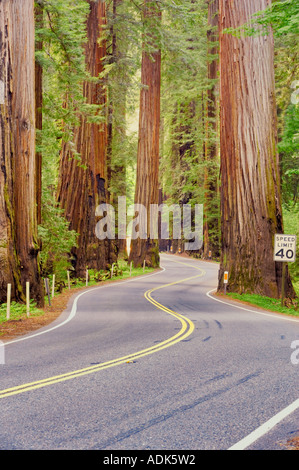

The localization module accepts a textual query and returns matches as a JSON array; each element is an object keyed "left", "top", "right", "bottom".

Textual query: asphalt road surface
[{"left": 1, "top": 254, "right": 299, "bottom": 451}]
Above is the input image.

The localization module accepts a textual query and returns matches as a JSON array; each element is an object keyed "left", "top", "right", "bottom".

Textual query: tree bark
[
  {"left": 218, "top": 0, "right": 295, "bottom": 298},
  {"left": 57, "top": 0, "right": 115, "bottom": 278},
  {"left": 129, "top": 0, "right": 161, "bottom": 268},
  {"left": 0, "top": 0, "right": 44, "bottom": 305}
]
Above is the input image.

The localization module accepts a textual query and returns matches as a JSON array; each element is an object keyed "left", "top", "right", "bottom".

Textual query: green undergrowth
[
  {"left": 292, "top": 279, "right": 299, "bottom": 298},
  {"left": 227, "top": 292, "right": 299, "bottom": 318},
  {"left": 0, "top": 261, "right": 155, "bottom": 328}
]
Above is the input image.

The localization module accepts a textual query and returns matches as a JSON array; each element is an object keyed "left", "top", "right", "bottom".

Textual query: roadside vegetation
[
  {"left": 219, "top": 204, "right": 299, "bottom": 317},
  {"left": 226, "top": 293, "right": 298, "bottom": 318}
]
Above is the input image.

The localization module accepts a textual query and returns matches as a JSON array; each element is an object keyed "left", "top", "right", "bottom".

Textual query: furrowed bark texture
[
  {"left": 218, "top": 0, "right": 295, "bottom": 298},
  {"left": 129, "top": 0, "right": 161, "bottom": 268},
  {"left": 107, "top": 0, "right": 127, "bottom": 255},
  {"left": 203, "top": 0, "right": 220, "bottom": 259},
  {"left": 35, "top": 2, "right": 43, "bottom": 227},
  {"left": 0, "top": 0, "right": 43, "bottom": 305},
  {"left": 57, "top": 0, "right": 115, "bottom": 277}
]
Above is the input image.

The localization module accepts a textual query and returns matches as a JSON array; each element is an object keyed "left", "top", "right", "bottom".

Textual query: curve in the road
[{"left": 0, "top": 268, "right": 205, "bottom": 399}]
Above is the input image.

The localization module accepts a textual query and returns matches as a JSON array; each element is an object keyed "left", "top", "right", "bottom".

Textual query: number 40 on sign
[{"left": 274, "top": 234, "right": 296, "bottom": 262}]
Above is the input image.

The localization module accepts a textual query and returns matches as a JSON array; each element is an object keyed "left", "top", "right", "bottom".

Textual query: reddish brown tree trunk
[
  {"left": 107, "top": 0, "right": 127, "bottom": 255},
  {"left": 57, "top": 0, "right": 115, "bottom": 278},
  {"left": 129, "top": 0, "right": 161, "bottom": 268},
  {"left": 0, "top": 0, "right": 44, "bottom": 305},
  {"left": 203, "top": 0, "right": 220, "bottom": 259},
  {"left": 218, "top": 0, "right": 295, "bottom": 298}
]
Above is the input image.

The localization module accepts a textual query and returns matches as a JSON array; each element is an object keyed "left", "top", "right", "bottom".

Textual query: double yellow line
[{"left": 0, "top": 263, "right": 205, "bottom": 399}]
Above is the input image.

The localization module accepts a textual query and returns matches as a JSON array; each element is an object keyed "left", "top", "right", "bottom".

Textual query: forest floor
[{"left": 286, "top": 437, "right": 299, "bottom": 450}]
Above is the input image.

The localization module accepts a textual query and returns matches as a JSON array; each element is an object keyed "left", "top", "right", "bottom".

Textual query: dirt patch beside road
[{"left": 0, "top": 269, "right": 161, "bottom": 342}]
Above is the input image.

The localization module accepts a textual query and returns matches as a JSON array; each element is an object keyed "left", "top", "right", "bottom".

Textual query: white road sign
[{"left": 274, "top": 234, "right": 296, "bottom": 262}]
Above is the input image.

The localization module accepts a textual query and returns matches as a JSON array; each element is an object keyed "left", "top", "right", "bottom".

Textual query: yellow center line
[{"left": 0, "top": 264, "right": 205, "bottom": 399}]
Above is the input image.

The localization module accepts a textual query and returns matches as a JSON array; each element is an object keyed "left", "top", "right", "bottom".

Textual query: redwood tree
[
  {"left": 35, "top": 1, "right": 43, "bottom": 227},
  {"left": 0, "top": 0, "right": 44, "bottom": 305},
  {"left": 57, "top": 0, "right": 115, "bottom": 277},
  {"left": 218, "top": 0, "right": 295, "bottom": 298},
  {"left": 106, "top": 0, "right": 128, "bottom": 255},
  {"left": 129, "top": 0, "right": 161, "bottom": 268}
]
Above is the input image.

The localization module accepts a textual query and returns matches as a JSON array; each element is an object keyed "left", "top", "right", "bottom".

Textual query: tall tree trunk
[
  {"left": 0, "top": 0, "right": 44, "bottom": 305},
  {"left": 203, "top": 0, "right": 220, "bottom": 259},
  {"left": 129, "top": 0, "right": 161, "bottom": 268},
  {"left": 218, "top": 0, "right": 295, "bottom": 298},
  {"left": 57, "top": 0, "right": 115, "bottom": 278},
  {"left": 107, "top": 0, "right": 127, "bottom": 255}
]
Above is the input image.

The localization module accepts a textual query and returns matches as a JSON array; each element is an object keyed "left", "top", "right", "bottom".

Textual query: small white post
[
  {"left": 86, "top": 269, "right": 89, "bottom": 286},
  {"left": 224, "top": 271, "right": 229, "bottom": 295},
  {"left": 26, "top": 282, "right": 30, "bottom": 317},
  {"left": 67, "top": 270, "right": 70, "bottom": 290},
  {"left": 52, "top": 274, "right": 55, "bottom": 298},
  {"left": 0, "top": 340, "right": 4, "bottom": 365},
  {"left": 6, "top": 284, "right": 11, "bottom": 320},
  {"left": 0, "top": 80, "right": 4, "bottom": 105},
  {"left": 143, "top": 260, "right": 145, "bottom": 272},
  {"left": 111, "top": 264, "right": 114, "bottom": 279}
]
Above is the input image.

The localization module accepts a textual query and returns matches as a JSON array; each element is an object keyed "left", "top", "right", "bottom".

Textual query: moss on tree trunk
[
  {"left": 218, "top": 0, "right": 296, "bottom": 299},
  {"left": 129, "top": 0, "right": 161, "bottom": 269}
]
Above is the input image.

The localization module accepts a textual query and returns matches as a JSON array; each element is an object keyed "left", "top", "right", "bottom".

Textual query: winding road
[{"left": 0, "top": 254, "right": 299, "bottom": 451}]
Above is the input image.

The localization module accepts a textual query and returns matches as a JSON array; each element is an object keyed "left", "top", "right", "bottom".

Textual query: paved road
[{"left": 0, "top": 254, "right": 298, "bottom": 451}]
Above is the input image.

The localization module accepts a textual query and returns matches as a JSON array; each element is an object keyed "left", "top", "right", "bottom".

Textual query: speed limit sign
[{"left": 274, "top": 234, "right": 296, "bottom": 262}]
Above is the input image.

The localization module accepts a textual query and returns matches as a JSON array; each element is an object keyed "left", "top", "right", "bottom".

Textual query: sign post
[
  {"left": 0, "top": 81, "right": 4, "bottom": 105},
  {"left": 281, "top": 262, "right": 286, "bottom": 308},
  {"left": 224, "top": 271, "right": 229, "bottom": 295},
  {"left": 274, "top": 234, "right": 296, "bottom": 306}
]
